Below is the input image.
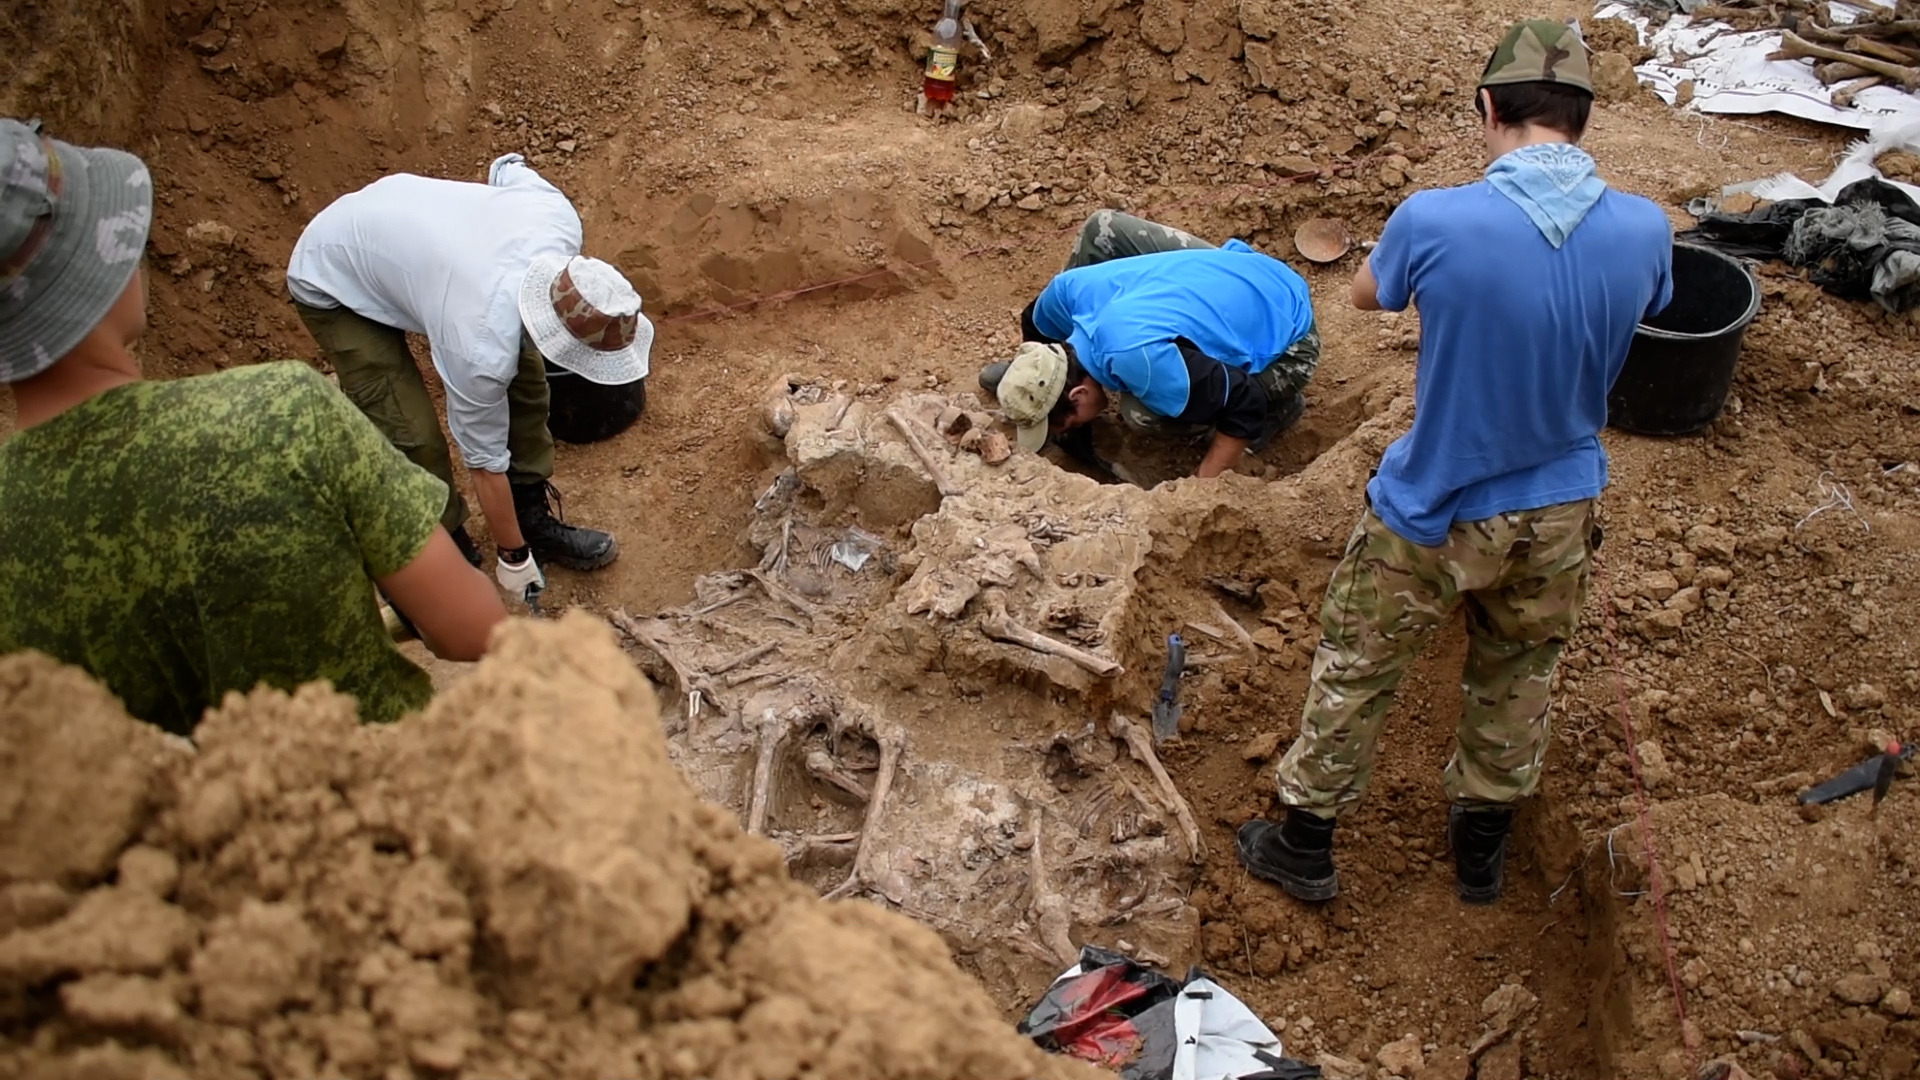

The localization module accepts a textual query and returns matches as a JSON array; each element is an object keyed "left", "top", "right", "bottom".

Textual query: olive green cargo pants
[{"left": 294, "top": 302, "right": 555, "bottom": 533}]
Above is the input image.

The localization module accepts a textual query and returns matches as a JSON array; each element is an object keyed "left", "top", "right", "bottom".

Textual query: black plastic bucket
[
  {"left": 545, "top": 361, "right": 648, "bottom": 444},
  {"left": 1606, "top": 242, "right": 1761, "bottom": 437}
]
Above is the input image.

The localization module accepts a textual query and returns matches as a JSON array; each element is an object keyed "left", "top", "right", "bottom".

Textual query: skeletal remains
[{"left": 606, "top": 384, "right": 1206, "bottom": 974}]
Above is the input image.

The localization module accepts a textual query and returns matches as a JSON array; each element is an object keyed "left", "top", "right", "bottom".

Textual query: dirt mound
[{"left": 0, "top": 619, "right": 1099, "bottom": 1080}]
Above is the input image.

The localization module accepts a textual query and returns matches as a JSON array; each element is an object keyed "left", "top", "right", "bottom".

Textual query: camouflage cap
[
  {"left": 1479, "top": 20, "right": 1594, "bottom": 94},
  {"left": 0, "top": 119, "right": 153, "bottom": 383}
]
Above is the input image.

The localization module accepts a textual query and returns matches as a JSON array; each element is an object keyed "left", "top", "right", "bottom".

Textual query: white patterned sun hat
[
  {"left": 0, "top": 118, "right": 153, "bottom": 383},
  {"left": 517, "top": 254, "right": 653, "bottom": 386}
]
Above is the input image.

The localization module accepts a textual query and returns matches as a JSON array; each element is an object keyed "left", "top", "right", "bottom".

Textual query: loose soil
[{"left": 4, "top": 0, "right": 1920, "bottom": 1077}]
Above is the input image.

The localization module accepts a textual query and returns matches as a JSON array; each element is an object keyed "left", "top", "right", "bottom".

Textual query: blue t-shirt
[
  {"left": 1031, "top": 241, "right": 1315, "bottom": 417},
  {"left": 1364, "top": 182, "right": 1674, "bottom": 545}
]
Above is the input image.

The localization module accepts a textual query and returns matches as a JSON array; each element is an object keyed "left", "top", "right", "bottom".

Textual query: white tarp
[
  {"left": 1725, "top": 119, "right": 1920, "bottom": 203},
  {"left": 1595, "top": 0, "right": 1920, "bottom": 131}
]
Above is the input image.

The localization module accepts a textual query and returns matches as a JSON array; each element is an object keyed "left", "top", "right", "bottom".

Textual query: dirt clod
[{"left": 0, "top": 617, "right": 1097, "bottom": 1080}]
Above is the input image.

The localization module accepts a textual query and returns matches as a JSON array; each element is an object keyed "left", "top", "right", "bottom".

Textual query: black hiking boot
[
  {"left": 511, "top": 480, "right": 619, "bottom": 572},
  {"left": 1236, "top": 809, "right": 1339, "bottom": 902},
  {"left": 978, "top": 360, "right": 1011, "bottom": 395},
  {"left": 1248, "top": 390, "right": 1307, "bottom": 454},
  {"left": 1449, "top": 804, "right": 1516, "bottom": 906},
  {"left": 448, "top": 524, "right": 483, "bottom": 568}
]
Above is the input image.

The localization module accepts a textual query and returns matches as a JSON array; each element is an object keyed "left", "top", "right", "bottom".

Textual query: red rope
[{"left": 1594, "top": 551, "right": 1697, "bottom": 1073}]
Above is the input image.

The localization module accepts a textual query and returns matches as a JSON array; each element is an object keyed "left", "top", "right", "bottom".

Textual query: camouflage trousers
[
  {"left": 1274, "top": 498, "right": 1598, "bottom": 816},
  {"left": 1064, "top": 211, "right": 1321, "bottom": 436}
]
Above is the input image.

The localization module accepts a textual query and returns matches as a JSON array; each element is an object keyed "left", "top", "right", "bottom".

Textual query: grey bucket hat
[{"left": 0, "top": 119, "right": 154, "bottom": 383}]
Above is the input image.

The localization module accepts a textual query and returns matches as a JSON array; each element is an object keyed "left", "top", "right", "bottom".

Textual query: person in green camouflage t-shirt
[{"left": 0, "top": 120, "right": 507, "bottom": 736}]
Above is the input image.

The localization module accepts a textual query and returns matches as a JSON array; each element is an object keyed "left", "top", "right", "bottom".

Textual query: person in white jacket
[{"left": 287, "top": 154, "right": 651, "bottom": 600}]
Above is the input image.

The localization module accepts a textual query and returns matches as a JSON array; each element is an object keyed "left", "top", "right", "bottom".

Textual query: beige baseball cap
[{"left": 996, "top": 341, "right": 1069, "bottom": 452}]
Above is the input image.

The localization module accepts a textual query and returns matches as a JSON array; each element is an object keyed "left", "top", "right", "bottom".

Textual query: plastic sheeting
[
  {"left": 1017, "top": 947, "right": 1320, "bottom": 1080},
  {"left": 1593, "top": 0, "right": 1920, "bottom": 131}
]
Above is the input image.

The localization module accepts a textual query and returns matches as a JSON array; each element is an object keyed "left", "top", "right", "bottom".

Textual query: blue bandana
[{"left": 1485, "top": 143, "right": 1607, "bottom": 249}]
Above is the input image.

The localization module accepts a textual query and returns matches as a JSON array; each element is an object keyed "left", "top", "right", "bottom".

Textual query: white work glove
[{"left": 495, "top": 548, "right": 546, "bottom": 599}]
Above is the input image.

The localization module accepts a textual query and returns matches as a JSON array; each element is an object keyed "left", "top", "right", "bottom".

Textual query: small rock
[
  {"left": 1638, "top": 607, "right": 1687, "bottom": 638},
  {"left": 253, "top": 161, "right": 284, "bottom": 182},
  {"left": 1314, "top": 1053, "right": 1367, "bottom": 1080},
  {"left": 976, "top": 430, "right": 1011, "bottom": 465},
  {"left": 1482, "top": 982, "right": 1539, "bottom": 1026},
  {"left": 1074, "top": 96, "right": 1106, "bottom": 117},
  {"left": 185, "top": 113, "right": 211, "bottom": 135},
  {"left": 1665, "top": 586, "right": 1702, "bottom": 615},
  {"left": 1242, "top": 731, "right": 1282, "bottom": 762},
  {"left": 1015, "top": 194, "right": 1045, "bottom": 211},
  {"left": 185, "top": 221, "right": 237, "bottom": 249},
  {"left": 1273, "top": 155, "right": 1320, "bottom": 178},
  {"left": 1638, "top": 570, "right": 1680, "bottom": 600},
  {"left": 1673, "top": 860, "right": 1698, "bottom": 892},
  {"left": 1685, "top": 524, "right": 1738, "bottom": 561},
  {"left": 1379, "top": 167, "right": 1406, "bottom": 188},
  {"left": 557, "top": 139, "right": 578, "bottom": 153},
  {"left": 960, "top": 188, "right": 991, "bottom": 214},
  {"left": 316, "top": 33, "right": 349, "bottom": 62},
  {"left": 1881, "top": 986, "right": 1912, "bottom": 1016},
  {"left": 188, "top": 29, "right": 228, "bottom": 55},
  {"left": 1592, "top": 51, "right": 1642, "bottom": 100},
  {"left": 1832, "top": 972, "right": 1887, "bottom": 1006},
  {"left": 1251, "top": 626, "right": 1287, "bottom": 653},
  {"left": 1375, "top": 1034, "right": 1423, "bottom": 1076}
]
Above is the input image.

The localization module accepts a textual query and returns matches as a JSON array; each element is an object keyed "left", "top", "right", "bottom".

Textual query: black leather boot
[
  {"left": 978, "top": 360, "right": 1011, "bottom": 394},
  {"left": 1449, "top": 804, "right": 1516, "bottom": 905},
  {"left": 1236, "top": 809, "right": 1339, "bottom": 902},
  {"left": 511, "top": 481, "right": 618, "bottom": 571}
]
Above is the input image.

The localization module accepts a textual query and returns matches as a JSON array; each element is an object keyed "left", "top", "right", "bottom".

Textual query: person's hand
[{"left": 494, "top": 547, "right": 545, "bottom": 598}]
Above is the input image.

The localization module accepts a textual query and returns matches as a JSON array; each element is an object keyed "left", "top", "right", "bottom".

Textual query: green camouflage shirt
[{"left": 0, "top": 362, "right": 448, "bottom": 735}]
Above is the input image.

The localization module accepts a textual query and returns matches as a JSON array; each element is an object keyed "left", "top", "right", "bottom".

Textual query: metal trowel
[{"left": 1151, "top": 633, "right": 1187, "bottom": 743}]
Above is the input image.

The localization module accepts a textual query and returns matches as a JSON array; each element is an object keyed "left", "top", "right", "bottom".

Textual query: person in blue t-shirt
[
  {"left": 978, "top": 211, "right": 1320, "bottom": 479},
  {"left": 1237, "top": 20, "right": 1674, "bottom": 907}
]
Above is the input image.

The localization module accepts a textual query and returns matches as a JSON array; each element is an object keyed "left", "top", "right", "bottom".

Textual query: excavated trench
[{"left": 0, "top": 0, "right": 1695, "bottom": 1074}]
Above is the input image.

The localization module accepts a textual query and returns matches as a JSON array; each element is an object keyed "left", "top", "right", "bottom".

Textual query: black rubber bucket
[
  {"left": 544, "top": 361, "right": 648, "bottom": 444},
  {"left": 1606, "top": 242, "right": 1761, "bottom": 437}
]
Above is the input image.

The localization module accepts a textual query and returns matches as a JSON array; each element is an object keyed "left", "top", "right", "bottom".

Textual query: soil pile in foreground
[{"left": 0, "top": 613, "right": 1099, "bottom": 1080}]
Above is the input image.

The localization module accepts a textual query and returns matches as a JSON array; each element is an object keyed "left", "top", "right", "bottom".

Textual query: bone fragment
[
  {"left": 747, "top": 568, "right": 822, "bottom": 620},
  {"left": 806, "top": 749, "right": 873, "bottom": 803},
  {"left": 746, "top": 708, "right": 789, "bottom": 836},
  {"left": 979, "top": 590, "right": 1123, "bottom": 677},
  {"left": 1109, "top": 713, "right": 1205, "bottom": 862},
  {"left": 1833, "top": 73, "right": 1886, "bottom": 106},
  {"left": 1775, "top": 31, "right": 1920, "bottom": 87},
  {"left": 886, "top": 407, "right": 964, "bottom": 497},
  {"left": 1027, "top": 806, "right": 1079, "bottom": 966},
  {"left": 1208, "top": 599, "right": 1258, "bottom": 657},
  {"left": 710, "top": 641, "right": 780, "bottom": 676},
  {"left": 824, "top": 726, "right": 907, "bottom": 901},
  {"left": 1817, "top": 60, "right": 1875, "bottom": 84}
]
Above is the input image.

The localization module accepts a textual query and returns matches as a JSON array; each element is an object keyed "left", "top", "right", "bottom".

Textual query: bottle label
[{"left": 925, "top": 45, "right": 958, "bottom": 82}]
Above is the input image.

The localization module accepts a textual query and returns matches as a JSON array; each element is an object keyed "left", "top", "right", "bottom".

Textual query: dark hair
[
  {"left": 1047, "top": 347, "right": 1090, "bottom": 422},
  {"left": 1475, "top": 81, "right": 1593, "bottom": 139}
]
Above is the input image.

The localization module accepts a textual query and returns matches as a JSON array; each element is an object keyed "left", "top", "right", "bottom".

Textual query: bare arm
[
  {"left": 1195, "top": 433, "right": 1251, "bottom": 478},
  {"left": 1350, "top": 255, "right": 1383, "bottom": 311},
  {"left": 378, "top": 527, "right": 508, "bottom": 661},
  {"left": 471, "top": 468, "right": 525, "bottom": 550}
]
